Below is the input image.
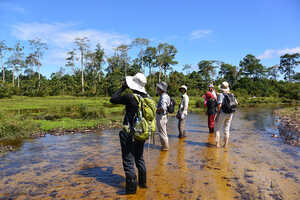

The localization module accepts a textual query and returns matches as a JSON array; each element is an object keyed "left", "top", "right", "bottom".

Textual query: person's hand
[{"left": 121, "top": 80, "right": 128, "bottom": 89}]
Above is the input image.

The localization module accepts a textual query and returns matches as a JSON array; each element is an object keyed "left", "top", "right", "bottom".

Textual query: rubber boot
[
  {"left": 138, "top": 172, "right": 147, "bottom": 188},
  {"left": 125, "top": 176, "right": 137, "bottom": 194}
]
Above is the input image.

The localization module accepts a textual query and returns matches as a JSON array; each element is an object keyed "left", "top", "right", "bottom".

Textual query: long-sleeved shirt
[
  {"left": 110, "top": 87, "right": 147, "bottom": 127},
  {"left": 178, "top": 93, "right": 189, "bottom": 116},
  {"left": 157, "top": 92, "right": 170, "bottom": 115}
]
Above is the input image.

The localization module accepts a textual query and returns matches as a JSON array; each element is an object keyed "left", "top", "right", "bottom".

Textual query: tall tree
[
  {"left": 93, "top": 44, "right": 105, "bottom": 82},
  {"left": 6, "top": 41, "right": 25, "bottom": 87},
  {"left": 279, "top": 53, "right": 300, "bottom": 82},
  {"left": 239, "top": 54, "right": 265, "bottom": 79},
  {"left": 198, "top": 60, "right": 218, "bottom": 83},
  {"left": 131, "top": 38, "right": 149, "bottom": 73},
  {"left": 27, "top": 38, "right": 48, "bottom": 88},
  {"left": 267, "top": 65, "right": 279, "bottom": 81},
  {"left": 0, "top": 40, "right": 8, "bottom": 83},
  {"left": 143, "top": 46, "right": 157, "bottom": 80},
  {"left": 65, "top": 49, "right": 76, "bottom": 74},
  {"left": 115, "top": 44, "right": 130, "bottom": 78},
  {"left": 218, "top": 62, "right": 238, "bottom": 86},
  {"left": 157, "top": 43, "right": 178, "bottom": 81},
  {"left": 74, "top": 37, "right": 90, "bottom": 93}
]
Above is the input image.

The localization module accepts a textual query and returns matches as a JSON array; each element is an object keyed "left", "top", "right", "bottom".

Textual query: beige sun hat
[
  {"left": 125, "top": 73, "right": 147, "bottom": 94},
  {"left": 179, "top": 85, "right": 187, "bottom": 92},
  {"left": 218, "top": 81, "right": 230, "bottom": 93},
  {"left": 156, "top": 81, "right": 168, "bottom": 92}
]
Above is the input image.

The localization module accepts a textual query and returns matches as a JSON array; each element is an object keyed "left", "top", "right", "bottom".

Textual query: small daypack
[
  {"left": 167, "top": 97, "right": 176, "bottom": 113},
  {"left": 132, "top": 94, "right": 157, "bottom": 141},
  {"left": 221, "top": 93, "right": 237, "bottom": 114}
]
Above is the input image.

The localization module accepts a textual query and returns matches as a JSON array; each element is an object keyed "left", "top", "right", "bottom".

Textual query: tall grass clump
[{"left": 0, "top": 112, "right": 39, "bottom": 140}]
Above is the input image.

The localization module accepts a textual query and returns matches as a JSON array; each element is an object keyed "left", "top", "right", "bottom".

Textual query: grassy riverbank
[{"left": 0, "top": 95, "right": 298, "bottom": 145}]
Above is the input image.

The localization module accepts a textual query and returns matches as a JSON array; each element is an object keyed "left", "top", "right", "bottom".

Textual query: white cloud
[
  {"left": 11, "top": 22, "right": 132, "bottom": 67},
  {"left": 258, "top": 47, "right": 300, "bottom": 59},
  {"left": 190, "top": 29, "right": 212, "bottom": 40},
  {"left": 0, "top": 2, "right": 26, "bottom": 14}
]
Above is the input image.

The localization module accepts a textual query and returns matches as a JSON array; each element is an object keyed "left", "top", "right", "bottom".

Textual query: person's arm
[
  {"left": 183, "top": 95, "right": 189, "bottom": 115},
  {"left": 157, "top": 94, "right": 168, "bottom": 113},
  {"left": 110, "top": 82, "right": 128, "bottom": 104},
  {"left": 215, "top": 94, "right": 223, "bottom": 120}
]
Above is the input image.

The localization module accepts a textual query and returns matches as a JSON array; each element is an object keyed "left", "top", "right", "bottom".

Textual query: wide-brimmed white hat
[
  {"left": 218, "top": 81, "right": 230, "bottom": 93},
  {"left": 179, "top": 85, "right": 187, "bottom": 92},
  {"left": 156, "top": 81, "right": 168, "bottom": 92},
  {"left": 126, "top": 73, "right": 147, "bottom": 94}
]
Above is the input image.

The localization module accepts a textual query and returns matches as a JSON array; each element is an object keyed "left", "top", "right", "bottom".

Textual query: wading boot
[
  {"left": 138, "top": 172, "right": 147, "bottom": 188},
  {"left": 125, "top": 176, "right": 137, "bottom": 194}
]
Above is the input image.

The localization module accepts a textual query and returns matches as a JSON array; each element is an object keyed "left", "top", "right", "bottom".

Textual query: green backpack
[{"left": 132, "top": 94, "right": 156, "bottom": 141}]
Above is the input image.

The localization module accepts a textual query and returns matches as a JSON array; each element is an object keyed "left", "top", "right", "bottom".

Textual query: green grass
[{"left": 0, "top": 95, "right": 298, "bottom": 143}]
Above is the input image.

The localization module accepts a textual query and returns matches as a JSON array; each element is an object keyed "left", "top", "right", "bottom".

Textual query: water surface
[{"left": 0, "top": 106, "right": 299, "bottom": 199}]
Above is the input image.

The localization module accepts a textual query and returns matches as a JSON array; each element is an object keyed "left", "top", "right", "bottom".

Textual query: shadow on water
[
  {"left": 184, "top": 140, "right": 214, "bottom": 147},
  {"left": 77, "top": 166, "right": 125, "bottom": 190},
  {"left": 186, "top": 129, "right": 208, "bottom": 134}
]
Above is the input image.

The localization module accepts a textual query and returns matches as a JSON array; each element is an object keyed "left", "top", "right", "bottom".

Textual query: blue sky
[{"left": 0, "top": 0, "right": 299, "bottom": 77}]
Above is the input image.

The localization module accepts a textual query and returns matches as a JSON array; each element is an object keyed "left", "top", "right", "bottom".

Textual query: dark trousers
[{"left": 119, "top": 130, "right": 146, "bottom": 185}]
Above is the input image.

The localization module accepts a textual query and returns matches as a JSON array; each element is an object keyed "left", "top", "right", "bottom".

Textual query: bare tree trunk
[
  {"left": 81, "top": 51, "right": 84, "bottom": 93},
  {"left": 149, "top": 66, "right": 152, "bottom": 84},
  {"left": 17, "top": 75, "right": 20, "bottom": 88},
  {"left": 38, "top": 65, "right": 41, "bottom": 89},
  {"left": 12, "top": 69, "right": 15, "bottom": 87},
  {"left": 159, "top": 65, "right": 162, "bottom": 82},
  {"left": 1, "top": 59, "right": 4, "bottom": 83},
  {"left": 2, "top": 66, "right": 4, "bottom": 83}
]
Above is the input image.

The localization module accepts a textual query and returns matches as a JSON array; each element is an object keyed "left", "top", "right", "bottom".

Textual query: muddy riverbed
[{"left": 0, "top": 106, "right": 299, "bottom": 200}]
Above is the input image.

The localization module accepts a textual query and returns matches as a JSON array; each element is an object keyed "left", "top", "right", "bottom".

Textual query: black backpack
[
  {"left": 221, "top": 93, "right": 237, "bottom": 114},
  {"left": 167, "top": 97, "right": 176, "bottom": 113}
]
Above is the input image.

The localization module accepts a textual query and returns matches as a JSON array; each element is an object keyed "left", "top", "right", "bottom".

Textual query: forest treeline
[{"left": 0, "top": 38, "right": 299, "bottom": 99}]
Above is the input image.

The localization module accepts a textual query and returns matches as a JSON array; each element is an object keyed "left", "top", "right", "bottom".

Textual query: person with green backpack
[{"left": 110, "top": 73, "right": 156, "bottom": 194}]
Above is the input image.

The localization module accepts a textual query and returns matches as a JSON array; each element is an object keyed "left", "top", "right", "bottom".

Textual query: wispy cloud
[
  {"left": 0, "top": 2, "right": 26, "bottom": 14},
  {"left": 11, "top": 22, "right": 132, "bottom": 66},
  {"left": 190, "top": 29, "right": 212, "bottom": 40},
  {"left": 258, "top": 47, "right": 300, "bottom": 59}
]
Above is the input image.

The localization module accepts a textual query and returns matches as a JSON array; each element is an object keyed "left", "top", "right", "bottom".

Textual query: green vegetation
[{"left": 0, "top": 37, "right": 299, "bottom": 148}]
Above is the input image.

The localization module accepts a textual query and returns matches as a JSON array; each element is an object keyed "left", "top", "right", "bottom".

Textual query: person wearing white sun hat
[
  {"left": 214, "top": 81, "right": 238, "bottom": 148},
  {"left": 110, "top": 72, "right": 149, "bottom": 194},
  {"left": 176, "top": 85, "right": 189, "bottom": 138}
]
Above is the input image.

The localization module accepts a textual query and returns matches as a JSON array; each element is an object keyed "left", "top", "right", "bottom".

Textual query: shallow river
[{"left": 0, "top": 106, "right": 300, "bottom": 200}]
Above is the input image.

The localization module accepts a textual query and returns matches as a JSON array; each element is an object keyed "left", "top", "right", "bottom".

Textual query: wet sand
[{"left": 0, "top": 107, "right": 300, "bottom": 200}]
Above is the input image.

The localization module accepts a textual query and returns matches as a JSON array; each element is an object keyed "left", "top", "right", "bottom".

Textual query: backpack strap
[{"left": 133, "top": 94, "right": 143, "bottom": 119}]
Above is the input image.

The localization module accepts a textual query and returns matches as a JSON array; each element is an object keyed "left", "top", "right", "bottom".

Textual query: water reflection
[{"left": 0, "top": 108, "right": 299, "bottom": 199}]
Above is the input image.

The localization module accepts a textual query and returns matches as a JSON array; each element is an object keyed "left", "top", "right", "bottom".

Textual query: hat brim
[
  {"left": 156, "top": 83, "right": 167, "bottom": 92},
  {"left": 126, "top": 76, "right": 147, "bottom": 94},
  {"left": 218, "top": 85, "right": 230, "bottom": 93}
]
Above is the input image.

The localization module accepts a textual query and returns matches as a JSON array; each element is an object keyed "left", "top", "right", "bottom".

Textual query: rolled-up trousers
[{"left": 156, "top": 114, "right": 169, "bottom": 149}]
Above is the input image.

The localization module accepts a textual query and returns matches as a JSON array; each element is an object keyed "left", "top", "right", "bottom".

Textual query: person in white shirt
[{"left": 176, "top": 85, "right": 189, "bottom": 138}]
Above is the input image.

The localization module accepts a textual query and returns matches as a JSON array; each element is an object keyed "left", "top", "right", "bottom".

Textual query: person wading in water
[
  {"left": 204, "top": 91, "right": 217, "bottom": 134},
  {"left": 110, "top": 73, "right": 149, "bottom": 194},
  {"left": 176, "top": 85, "right": 189, "bottom": 138}
]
